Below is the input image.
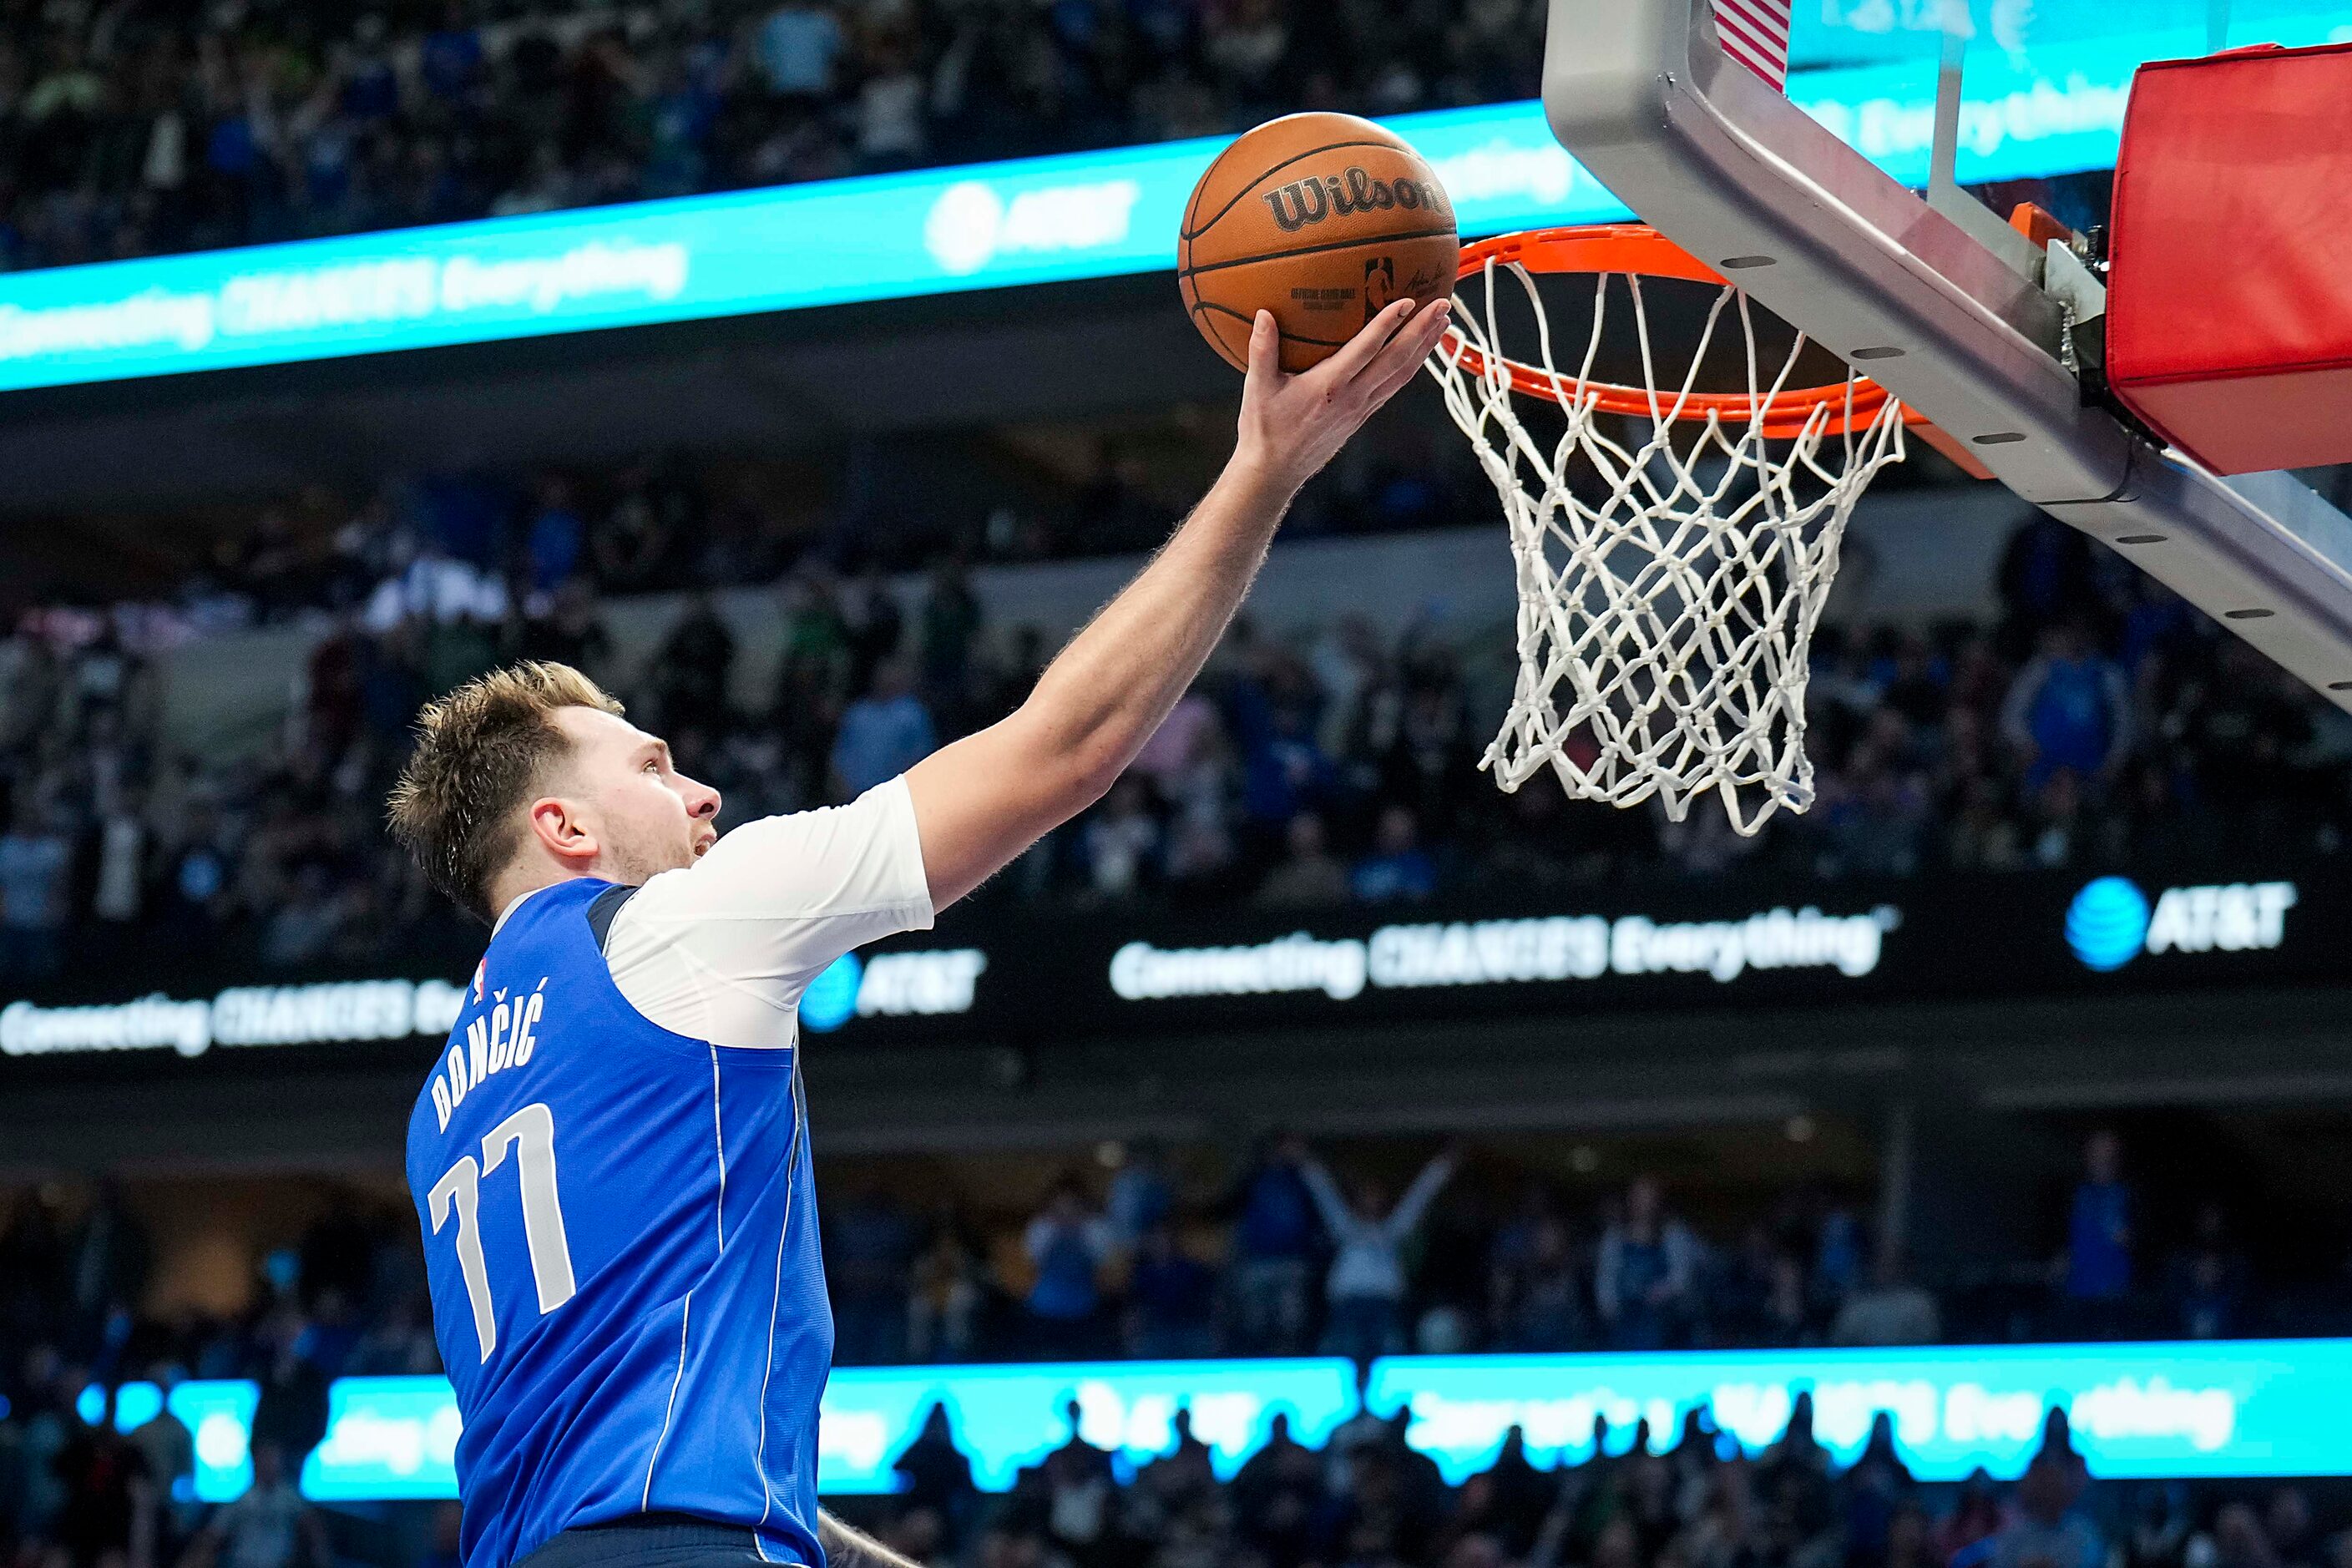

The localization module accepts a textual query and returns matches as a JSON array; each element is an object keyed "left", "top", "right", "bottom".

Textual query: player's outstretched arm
[{"left": 905, "top": 295, "right": 1450, "bottom": 909}]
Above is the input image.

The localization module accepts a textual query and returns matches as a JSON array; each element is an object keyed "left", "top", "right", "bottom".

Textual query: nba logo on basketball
[{"left": 1364, "top": 257, "right": 1397, "bottom": 321}]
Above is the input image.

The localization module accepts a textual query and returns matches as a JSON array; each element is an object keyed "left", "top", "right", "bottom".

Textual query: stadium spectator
[
  {"left": 1227, "top": 1136, "right": 1321, "bottom": 1356},
  {"left": 1595, "top": 1177, "right": 1702, "bottom": 1351},
  {"left": 1232, "top": 665, "right": 1341, "bottom": 837},
  {"left": 125, "top": 1368, "right": 196, "bottom": 1553},
  {"left": 919, "top": 561, "right": 984, "bottom": 695},
  {"left": 653, "top": 590, "right": 739, "bottom": 734},
  {"left": 1352, "top": 804, "right": 1439, "bottom": 903},
  {"left": 1831, "top": 1247, "right": 1942, "bottom": 1347},
  {"left": 258, "top": 864, "right": 350, "bottom": 970},
  {"left": 62, "top": 1184, "right": 150, "bottom": 1337},
  {"left": 516, "top": 578, "right": 616, "bottom": 675},
  {"left": 1297, "top": 1143, "right": 1458, "bottom": 1363},
  {"left": 1939, "top": 1471, "right": 2008, "bottom": 1566},
  {"left": 1257, "top": 810, "right": 1353, "bottom": 907},
  {"left": 1105, "top": 1145, "right": 1175, "bottom": 1251},
  {"left": 2061, "top": 1130, "right": 2134, "bottom": 1334},
  {"left": 1022, "top": 1177, "right": 1116, "bottom": 1358},
  {"left": 346, "top": 1298, "right": 439, "bottom": 1378},
  {"left": 2175, "top": 640, "right": 2319, "bottom": 845},
  {"left": 180, "top": 1440, "right": 329, "bottom": 1568},
  {"left": 0, "top": 798, "right": 73, "bottom": 982},
  {"left": 521, "top": 480, "right": 589, "bottom": 601},
  {"left": 907, "top": 1220, "right": 986, "bottom": 1366},
  {"left": 1488, "top": 1206, "right": 1586, "bottom": 1353},
  {"left": 1124, "top": 1223, "right": 1220, "bottom": 1359},
  {"left": 892, "top": 1403, "right": 977, "bottom": 1526},
  {"left": 756, "top": 2, "right": 848, "bottom": 100},
  {"left": 2001, "top": 622, "right": 2132, "bottom": 793},
  {"left": 1130, "top": 690, "right": 1219, "bottom": 792},
  {"left": 1986, "top": 1413, "right": 2101, "bottom": 1568},
  {"left": 832, "top": 655, "right": 936, "bottom": 797},
  {"left": 1080, "top": 778, "right": 1162, "bottom": 900},
  {"left": 2122, "top": 1485, "right": 2193, "bottom": 1568},
  {"left": 2206, "top": 1503, "right": 2284, "bottom": 1568},
  {"left": 2167, "top": 1201, "right": 2251, "bottom": 1341},
  {"left": 49, "top": 1388, "right": 152, "bottom": 1568}
]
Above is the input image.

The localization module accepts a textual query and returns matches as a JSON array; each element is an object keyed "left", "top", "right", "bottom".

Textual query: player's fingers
[
  {"left": 1360, "top": 346, "right": 1436, "bottom": 417},
  {"left": 1318, "top": 298, "right": 1417, "bottom": 385},
  {"left": 1363, "top": 336, "right": 1441, "bottom": 412},
  {"left": 1356, "top": 299, "right": 1453, "bottom": 399},
  {"left": 1244, "top": 310, "right": 1281, "bottom": 387},
  {"left": 1354, "top": 316, "right": 1453, "bottom": 417}
]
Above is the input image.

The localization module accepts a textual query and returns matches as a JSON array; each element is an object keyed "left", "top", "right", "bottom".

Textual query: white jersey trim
[
  {"left": 710, "top": 1044, "right": 728, "bottom": 1250},
  {"left": 751, "top": 1061, "right": 806, "bottom": 1537},
  {"left": 641, "top": 1292, "right": 691, "bottom": 1510}
]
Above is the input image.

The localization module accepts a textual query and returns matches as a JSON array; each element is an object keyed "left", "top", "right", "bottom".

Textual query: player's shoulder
[
  {"left": 619, "top": 781, "right": 926, "bottom": 928},
  {"left": 483, "top": 877, "right": 636, "bottom": 953}
]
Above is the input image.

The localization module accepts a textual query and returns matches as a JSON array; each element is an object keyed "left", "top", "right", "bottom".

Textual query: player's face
[{"left": 555, "top": 707, "right": 721, "bottom": 883}]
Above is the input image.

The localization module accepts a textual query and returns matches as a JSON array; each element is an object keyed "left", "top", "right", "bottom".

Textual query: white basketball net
[{"left": 1429, "top": 252, "right": 1909, "bottom": 834}]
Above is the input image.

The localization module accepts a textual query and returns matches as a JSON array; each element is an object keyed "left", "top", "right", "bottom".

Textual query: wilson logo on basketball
[{"left": 1262, "top": 167, "right": 1452, "bottom": 233}]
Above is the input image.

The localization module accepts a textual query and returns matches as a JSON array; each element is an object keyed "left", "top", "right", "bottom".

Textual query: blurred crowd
[
  {"left": 0, "top": 1127, "right": 2341, "bottom": 1568},
  {"left": 827, "top": 1403, "right": 2344, "bottom": 1568},
  {"left": 1, "top": 450, "right": 2347, "bottom": 990},
  {"left": 0, "top": 1126, "right": 2314, "bottom": 1394},
  {"left": 0, "top": 0, "right": 1545, "bottom": 271},
  {"left": 812, "top": 1129, "right": 2308, "bottom": 1367}
]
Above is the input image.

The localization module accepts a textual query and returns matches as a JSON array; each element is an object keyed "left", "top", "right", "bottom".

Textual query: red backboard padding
[{"left": 2107, "top": 41, "right": 2352, "bottom": 475}]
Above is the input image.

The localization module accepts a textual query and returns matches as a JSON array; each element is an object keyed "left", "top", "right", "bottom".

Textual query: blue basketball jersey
[{"left": 407, "top": 877, "right": 832, "bottom": 1568}]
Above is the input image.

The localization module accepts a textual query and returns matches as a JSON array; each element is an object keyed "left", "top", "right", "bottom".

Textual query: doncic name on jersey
[{"left": 428, "top": 960, "right": 547, "bottom": 1131}]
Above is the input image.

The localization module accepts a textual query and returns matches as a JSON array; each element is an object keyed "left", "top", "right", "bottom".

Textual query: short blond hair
[{"left": 387, "top": 661, "right": 625, "bottom": 925}]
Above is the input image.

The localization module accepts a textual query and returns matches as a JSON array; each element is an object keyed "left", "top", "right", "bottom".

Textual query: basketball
[{"left": 1180, "top": 113, "right": 1460, "bottom": 374}]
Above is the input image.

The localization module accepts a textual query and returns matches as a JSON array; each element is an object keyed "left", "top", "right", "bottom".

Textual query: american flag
[{"left": 1710, "top": 0, "right": 1794, "bottom": 89}]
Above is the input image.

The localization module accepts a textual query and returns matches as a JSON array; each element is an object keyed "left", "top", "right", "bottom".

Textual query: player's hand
[{"left": 1233, "top": 296, "right": 1452, "bottom": 494}]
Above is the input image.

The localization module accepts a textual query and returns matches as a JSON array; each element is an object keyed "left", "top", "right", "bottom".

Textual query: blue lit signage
[
  {"left": 2068, "top": 878, "right": 2152, "bottom": 970},
  {"left": 1793, "top": 0, "right": 2348, "bottom": 68},
  {"left": 814, "top": 1359, "right": 1362, "bottom": 1493},
  {"left": 3, "top": 13, "right": 2342, "bottom": 396},
  {"left": 2064, "top": 878, "right": 2299, "bottom": 972},
  {"left": 98, "top": 1339, "right": 2352, "bottom": 1505},
  {"left": 79, "top": 1378, "right": 259, "bottom": 1503},
  {"left": 301, "top": 1376, "right": 468, "bottom": 1501},
  {"left": 289, "top": 1358, "right": 1358, "bottom": 1502},
  {"left": 798, "top": 953, "right": 864, "bottom": 1034},
  {"left": 1366, "top": 1341, "right": 2350, "bottom": 1484}
]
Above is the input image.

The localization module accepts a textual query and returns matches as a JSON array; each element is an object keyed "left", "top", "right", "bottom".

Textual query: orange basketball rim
[{"left": 1442, "top": 224, "right": 1988, "bottom": 471}]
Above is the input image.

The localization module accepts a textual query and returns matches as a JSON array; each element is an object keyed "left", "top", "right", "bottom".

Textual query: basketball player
[{"left": 386, "top": 297, "right": 1449, "bottom": 1568}]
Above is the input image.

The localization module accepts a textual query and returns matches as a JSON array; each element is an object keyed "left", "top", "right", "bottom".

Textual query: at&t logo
[
  {"left": 2065, "top": 878, "right": 2298, "bottom": 973},
  {"left": 797, "top": 949, "right": 989, "bottom": 1032},
  {"left": 923, "top": 179, "right": 1142, "bottom": 276}
]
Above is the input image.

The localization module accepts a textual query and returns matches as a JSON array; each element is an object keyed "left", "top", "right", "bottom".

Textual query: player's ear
[{"left": 526, "top": 795, "right": 599, "bottom": 867}]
